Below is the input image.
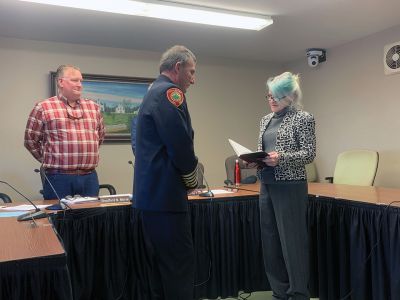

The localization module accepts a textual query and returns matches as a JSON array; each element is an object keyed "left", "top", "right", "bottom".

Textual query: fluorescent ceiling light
[{"left": 19, "top": 0, "right": 273, "bottom": 31}]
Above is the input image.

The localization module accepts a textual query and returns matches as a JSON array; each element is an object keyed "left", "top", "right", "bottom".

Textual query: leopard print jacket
[{"left": 257, "top": 107, "right": 316, "bottom": 181}]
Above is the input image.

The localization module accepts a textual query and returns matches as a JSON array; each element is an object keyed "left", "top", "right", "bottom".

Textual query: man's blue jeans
[{"left": 43, "top": 171, "right": 99, "bottom": 200}]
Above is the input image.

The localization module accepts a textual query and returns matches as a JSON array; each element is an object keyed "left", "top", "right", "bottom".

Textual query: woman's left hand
[{"left": 263, "top": 151, "right": 279, "bottom": 167}]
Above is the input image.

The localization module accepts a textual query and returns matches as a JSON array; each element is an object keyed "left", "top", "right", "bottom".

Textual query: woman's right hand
[{"left": 263, "top": 151, "right": 279, "bottom": 167}]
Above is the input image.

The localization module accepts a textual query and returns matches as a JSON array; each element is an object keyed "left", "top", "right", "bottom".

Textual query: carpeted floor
[{"left": 203, "top": 291, "right": 319, "bottom": 300}]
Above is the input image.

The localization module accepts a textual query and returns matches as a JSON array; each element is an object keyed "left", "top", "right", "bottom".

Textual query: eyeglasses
[
  {"left": 61, "top": 77, "right": 83, "bottom": 84},
  {"left": 266, "top": 94, "right": 285, "bottom": 102}
]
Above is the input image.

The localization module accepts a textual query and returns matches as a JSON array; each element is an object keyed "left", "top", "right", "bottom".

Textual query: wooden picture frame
[{"left": 50, "top": 72, "right": 154, "bottom": 143}]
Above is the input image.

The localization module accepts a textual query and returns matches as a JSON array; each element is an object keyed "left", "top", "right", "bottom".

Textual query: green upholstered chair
[
  {"left": 305, "top": 162, "right": 318, "bottom": 182},
  {"left": 325, "top": 150, "right": 379, "bottom": 186}
]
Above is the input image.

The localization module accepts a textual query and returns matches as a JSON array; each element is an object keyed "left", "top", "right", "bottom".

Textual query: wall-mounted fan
[{"left": 384, "top": 41, "right": 400, "bottom": 75}]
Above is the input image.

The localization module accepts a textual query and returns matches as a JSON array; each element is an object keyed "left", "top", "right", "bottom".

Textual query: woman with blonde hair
[{"left": 257, "top": 72, "right": 316, "bottom": 300}]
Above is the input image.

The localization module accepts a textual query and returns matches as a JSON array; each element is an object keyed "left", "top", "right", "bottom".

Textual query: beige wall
[
  {"left": 4, "top": 22, "right": 398, "bottom": 201},
  {"left": 286, "top": 24, "right": 400, "bottom": 188},
  {"left": 0, "top": 37, "right": 281, "bottom": 200}
]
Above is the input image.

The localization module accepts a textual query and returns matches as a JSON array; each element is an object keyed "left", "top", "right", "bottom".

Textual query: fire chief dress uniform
[{"left": 133, "top": 74, "right": 198, "bottom": 300}]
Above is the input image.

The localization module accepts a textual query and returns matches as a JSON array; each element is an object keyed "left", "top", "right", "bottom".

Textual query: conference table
[
  {"left": 307, "top": 183, "right": 400, "bottom": 300},
  {"left": 0, "top": 217, "right": 72, "bottom": 300},
  {"left": 50, "top": 186, "right": 267, "bottom": 300},
  {"left": 2, "top": 183, "right": 400, "bottom": 300}
]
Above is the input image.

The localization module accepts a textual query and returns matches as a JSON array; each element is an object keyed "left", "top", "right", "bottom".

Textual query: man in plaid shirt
[{"left": 24, "top": 64, "right": 105, "bottom": 200}]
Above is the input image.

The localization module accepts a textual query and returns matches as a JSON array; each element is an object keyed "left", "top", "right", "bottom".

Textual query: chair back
[
  {"left": 0, "top": 192, "right": 12, "bottom": 203},
  {"left": 225, "top": 155, "right": 257, "bottom": 184},
  {"left": 305, "top": 162, "right": 318, "bottom": 182},
  {"left": 99, "top": 184, "right": 117, "bottom": 195},
  {"left": 333, "top": 150, "right": 379, "bottom": 186}
]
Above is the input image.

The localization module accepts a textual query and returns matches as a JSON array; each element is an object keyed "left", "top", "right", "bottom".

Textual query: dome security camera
[
  {"left": 308, "top": 55, "right": 319, "bottom": 67},
  {"left": 306, "top": 48, "right": 326, "bottom": 68}
]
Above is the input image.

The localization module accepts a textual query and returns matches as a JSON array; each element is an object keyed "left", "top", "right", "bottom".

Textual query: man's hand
[{"left": 187, "top": 189, "right": 203, "bottom": 196}]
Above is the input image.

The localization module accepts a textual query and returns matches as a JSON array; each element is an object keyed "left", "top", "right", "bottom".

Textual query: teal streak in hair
[{"left": 267, "top": 72, "right": 296, "bottom": 100}]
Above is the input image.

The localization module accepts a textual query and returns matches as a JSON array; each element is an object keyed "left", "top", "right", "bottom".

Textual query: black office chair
[
  {"left": 0, "top": 192, "right": 12, "bottom": 203},
  {"left": 39, "top": 173, "right": 117, "bottom": 195},
  {"left": 99, "top": 184, "right": 117, "bottom": 195},
  {"left": 37, "top": 167, "right": 117, "bottom": 197},
  {"left": 39, "top": 184, "right": 117, "bottom": 197},
  {"left": 224, "top": 155, "right": 258, "bottom": 185}
]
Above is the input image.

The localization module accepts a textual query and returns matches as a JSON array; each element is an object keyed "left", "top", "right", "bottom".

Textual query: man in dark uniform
[{"left": 133, "top": 45, "right": 199, "bottom": 300}]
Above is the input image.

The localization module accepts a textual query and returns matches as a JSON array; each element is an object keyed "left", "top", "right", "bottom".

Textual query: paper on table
[
  {"left": 0, "top": 211, "right": 27, "bottom": 218},
  {"left": 0, "top": 204, "right": 50, "bottom": 211},
  {"left": 211, "top": 189, "right": 234, "bottom": 195},
  {"left": 61, "top": 196, "right": 99, "bottom": 205}
]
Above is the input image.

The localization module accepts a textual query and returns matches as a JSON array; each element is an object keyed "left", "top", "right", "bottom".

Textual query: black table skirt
[
  {"left": 308, "top": 195, "right": 400, "bottom": 300},
  {"left": 50, "top": 194, "right": 400, "bottom": 300},
  {"left": 0, "top": 254, "right": 72, "bottom": 300},
  {"left": 51, "top": 196, "right": 269, "bottom": 300}
]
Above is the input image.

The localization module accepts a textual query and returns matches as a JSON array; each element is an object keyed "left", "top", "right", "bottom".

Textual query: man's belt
[{"left": 45, "top": 168, "right": 95, "bottom": 175}]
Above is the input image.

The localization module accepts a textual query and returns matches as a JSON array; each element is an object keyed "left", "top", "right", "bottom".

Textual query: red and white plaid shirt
[{"left": 24, "top": 96, "right": 105, "bottom": 170}]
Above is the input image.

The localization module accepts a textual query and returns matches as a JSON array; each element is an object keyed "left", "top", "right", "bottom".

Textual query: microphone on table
[
  {"left": 0, "top": 180, "right": 48, "bottom": 222},
  {"left": 34, "top": 168, "right": 64, "bottom": 211},
  {"left": 197, "top": 165, "right": 214, "bottom": 198}
]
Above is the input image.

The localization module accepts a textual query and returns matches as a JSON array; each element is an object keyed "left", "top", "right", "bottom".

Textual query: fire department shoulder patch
[{"left": 166, "top": 88, "right": 184, "bottom": 107}]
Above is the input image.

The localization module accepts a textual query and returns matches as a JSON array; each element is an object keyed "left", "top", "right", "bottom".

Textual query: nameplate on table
[{"left": 61, "top": 194, "right": 132, "bottom": 205}]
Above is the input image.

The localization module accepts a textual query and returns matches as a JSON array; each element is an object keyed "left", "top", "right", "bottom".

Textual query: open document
[{"left": 228, "top": 139, "right": 267, "bottom": 166}]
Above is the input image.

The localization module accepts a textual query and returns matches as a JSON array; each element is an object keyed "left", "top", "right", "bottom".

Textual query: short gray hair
[
  {"left": 55, "top": 65, "right": 81, "bottom": 87},
  {"left": 159, "top": 45, "right": 196, "bottom": 73}
]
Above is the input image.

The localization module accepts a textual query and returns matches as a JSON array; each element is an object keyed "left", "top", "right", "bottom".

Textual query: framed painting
[{"left": 50, "top": 72, "right": 154, "bottom": 143}]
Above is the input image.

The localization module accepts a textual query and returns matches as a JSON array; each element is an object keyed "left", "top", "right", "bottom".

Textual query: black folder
[{"left": 239, "top": 151, "right": 268, "bottom": 166}]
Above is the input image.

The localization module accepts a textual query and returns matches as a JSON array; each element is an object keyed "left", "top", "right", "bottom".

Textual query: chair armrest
[
  {"left": 99, "top": 184, "right": 117, "bottom": 195},
  {"left": 241, "top": 175, "right": 257, "bottom": 184},
  {"left": 0, "top": 192, "right": 12, "bottom": 203}
]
